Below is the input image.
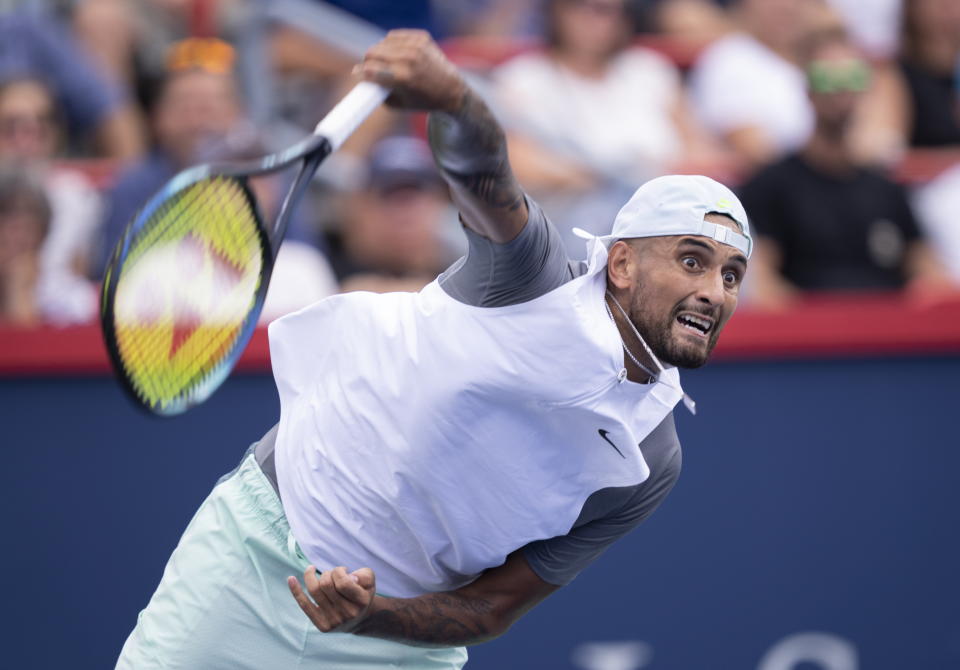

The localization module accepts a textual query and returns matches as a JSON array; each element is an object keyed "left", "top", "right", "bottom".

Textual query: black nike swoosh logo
[{"left": 598, "top": 429, "right": 626, "bottom": 459}]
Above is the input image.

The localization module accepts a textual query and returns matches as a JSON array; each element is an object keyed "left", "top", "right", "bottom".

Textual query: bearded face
[
  {"left": 608, "top": 215, "right": 747, "bottom": 371},
  {"left": 626, "top": 278, "right": 725, "bottom": 369}
]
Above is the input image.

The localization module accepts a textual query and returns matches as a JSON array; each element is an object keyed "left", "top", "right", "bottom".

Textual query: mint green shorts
[{"left": 116, "top": 452, "right": 468, "bottom": 669}]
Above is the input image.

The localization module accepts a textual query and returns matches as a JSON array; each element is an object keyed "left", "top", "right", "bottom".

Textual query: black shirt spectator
[
  {"left": 898, "top": 0, "right": 960, "bottom": 147},
  {"left": 899, "top": 60, "right": 960, "bottom": 146},
  {"left": 739, "top": 153, "right": 922, "bottom": 291},
  {"left": 741, "top": 29, "right": 955, "bottom": 308}
]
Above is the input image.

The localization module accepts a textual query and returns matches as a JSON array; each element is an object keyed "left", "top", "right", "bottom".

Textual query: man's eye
[
  {"left": 682, "top": 257, "right": 699, "bottom": 269},
  {"left": 723, "top": 270, "right": 739, "bottom": 285}
]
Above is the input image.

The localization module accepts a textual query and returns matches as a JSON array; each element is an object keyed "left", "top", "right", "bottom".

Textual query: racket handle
[{"left": 314, "top": 81, "right": 390, "bottom": 151}]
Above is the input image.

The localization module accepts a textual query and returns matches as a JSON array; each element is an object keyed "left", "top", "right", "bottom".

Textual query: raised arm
[
  {"left": 355, "top": 30, "right": 528, "bottom": 243},
  {"left": 288, "top": 549, "right": 557, "bottom": 647}
]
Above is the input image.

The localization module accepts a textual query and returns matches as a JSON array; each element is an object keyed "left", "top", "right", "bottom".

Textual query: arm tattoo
[
  {"left": 353, "top": 591, "right": 498, "bottom": 648},
  {"left": 427, "top": 90, "right": 525, "bottom": 221}
]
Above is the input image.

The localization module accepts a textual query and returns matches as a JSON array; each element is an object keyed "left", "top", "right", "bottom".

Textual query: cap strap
[
  {"left": 574, "top": 224, "right": 752, "bottom": 257},
  {"left": 698, "top": 221, "right": 751, "bottom": 257}
]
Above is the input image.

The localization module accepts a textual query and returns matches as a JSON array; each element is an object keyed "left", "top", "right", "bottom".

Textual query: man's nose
[{"left": 696, "top": 271, "right": 725, "bottom": 305}]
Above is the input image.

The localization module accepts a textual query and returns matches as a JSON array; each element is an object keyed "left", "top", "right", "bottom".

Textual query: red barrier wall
[{"left": 3, "top": 293, "right": 959, "bottom": 376}]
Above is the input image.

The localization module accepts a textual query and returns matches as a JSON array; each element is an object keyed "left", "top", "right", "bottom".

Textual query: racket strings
[
  {"left": 112, "top": 176, "right": 264, "bottom": 411},
  {"left": 121, "top": 180, "right": 259, "bottom": 405}
]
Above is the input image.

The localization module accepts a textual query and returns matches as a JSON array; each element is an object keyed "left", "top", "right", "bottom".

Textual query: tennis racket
[{"left": 101, "top": 81, "right": 388, "bottom": 417}]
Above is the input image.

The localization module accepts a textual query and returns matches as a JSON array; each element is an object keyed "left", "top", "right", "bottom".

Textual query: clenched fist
[
  {"left": 355, "top": 29, "right": 468, "bottom": 113},
  {"left": 288, "top": 565, "right": 377, "bottom": 633}
]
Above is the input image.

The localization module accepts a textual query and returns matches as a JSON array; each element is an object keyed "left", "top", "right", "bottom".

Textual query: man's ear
[{"left": 606, "top": 240, "right": 636, "bottom": 291}]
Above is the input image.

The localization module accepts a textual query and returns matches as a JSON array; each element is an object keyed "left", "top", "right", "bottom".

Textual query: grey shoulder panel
[
  {"left": 522, "top": 413, "right": 682, "bottom": 586},
  {"left": 438, "top": 195, "right": 577, "bottom": 307}
]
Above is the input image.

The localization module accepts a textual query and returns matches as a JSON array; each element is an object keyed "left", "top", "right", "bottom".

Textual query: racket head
[{"left": 101, "top": 167, "right": 273, "bottom": 416}]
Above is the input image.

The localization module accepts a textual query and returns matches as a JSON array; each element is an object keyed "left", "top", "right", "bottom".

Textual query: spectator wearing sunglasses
[
  {"left": 738, "top": 29, "right": 954, "bottom": 308},
  {"left": 0, "top": 7, "right": 142, "bottom": 160}
]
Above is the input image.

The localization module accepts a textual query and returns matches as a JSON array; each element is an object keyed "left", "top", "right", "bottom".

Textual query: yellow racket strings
[{"left": 113, "top": 176, "right": 264, "bottom": 409}]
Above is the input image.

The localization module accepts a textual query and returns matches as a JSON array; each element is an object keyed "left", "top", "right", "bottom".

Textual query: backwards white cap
[{"left": 574, "top": 174, "right": 752, "bottom": 258}]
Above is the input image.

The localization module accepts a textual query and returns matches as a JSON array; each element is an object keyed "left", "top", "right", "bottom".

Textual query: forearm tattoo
[
  {"left": 353, "top": 591, "right": 497, "bottom": 647},
  {"left": 427, "top": 90, "right": 525, "bottom": 219}
]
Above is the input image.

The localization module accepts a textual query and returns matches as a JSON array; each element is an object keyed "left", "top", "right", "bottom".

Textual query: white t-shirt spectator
[
  {"left": 492, "top": 47, "right": 685, "bottom": 253},
  {"left": 493, "top": 46, "right": 684, "bottom": 183},
  {"left": 689, "top": 33, "right": 814, "bottom": 155},
  {"left": 912, "top": 164, "right": 960, "bottom": 281},
  {"left": 260, "top": 241, "right": 338, "bottom": 324}
]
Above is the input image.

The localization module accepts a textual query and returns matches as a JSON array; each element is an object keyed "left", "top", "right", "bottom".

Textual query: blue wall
[{"left": 4, "top": 356, "right": 959, "bottom": 669}]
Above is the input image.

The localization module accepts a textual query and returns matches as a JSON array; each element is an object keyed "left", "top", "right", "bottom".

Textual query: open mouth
[{"left": 676, "top": 312, "right": 714, "bottom": 339}]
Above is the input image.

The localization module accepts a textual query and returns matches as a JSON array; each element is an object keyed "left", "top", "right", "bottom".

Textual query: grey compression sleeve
[{"left": 438, "top": 196, "right": 583, "bottom": 307}]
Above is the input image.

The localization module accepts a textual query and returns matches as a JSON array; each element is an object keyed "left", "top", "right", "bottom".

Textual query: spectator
[
  {"left": 689, "top": 0, "right": 816, "bottom": 168},
  {"left": 97, "top": 40, "right": 322, "bottom": 278},
  {"left": 327, "top": 135, "right": 460, "bottom": 294},
  {"left": 690, "top": 0, "right": 907, "bottom": 169},
  {"left": 260, "top": 241, "right": 339, "bottom": 324},
  {"left": 898, "top": 0, "right": 960, "bottom": 146},
  {"left": 0, "top": 7, "right": 143, "bottom": 159},
  {"left": 72, "top": 0, "right": 225, "bottom": 98},
  {"left": 0, "top": 170, "right": 50, "bottom": 327},
  {"left": 97, "top": 49, "right": 241, "bottom": 275},
  {"left": 71, "top": 0, "right": 257, "bottom": 134},
  {"left": 0, "top": 76, "right": 101, "bottom": 325},
  {"left": 493, "top": 0, "right": 719, "bottom": 253},
  {"left": 912, "top": 163, "right": 960, "bottom": 281},
  {"left": 738, "top": 30, "right": 953, "bottom": 308}
]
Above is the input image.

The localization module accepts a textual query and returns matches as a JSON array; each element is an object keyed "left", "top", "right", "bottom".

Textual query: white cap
[{"left": 574, "top": 175, "right": 752, "bottom": 258}]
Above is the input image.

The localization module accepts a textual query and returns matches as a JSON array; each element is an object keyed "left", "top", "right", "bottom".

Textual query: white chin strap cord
[{"left": 606, "top": 291, "right": 697, "bottom": 416}]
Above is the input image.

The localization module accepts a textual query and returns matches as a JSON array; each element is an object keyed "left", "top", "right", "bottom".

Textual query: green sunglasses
[{"left": 807, "top": 59, "right": 871, "bottom": 94}]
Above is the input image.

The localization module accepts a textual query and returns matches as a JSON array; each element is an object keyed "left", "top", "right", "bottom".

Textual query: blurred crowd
[{"left": 1, "top": 0, "right": 959, "bottom": 328}]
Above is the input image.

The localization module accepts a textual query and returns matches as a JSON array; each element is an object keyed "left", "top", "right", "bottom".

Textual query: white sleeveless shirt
[{"left": 269, "top": 240, "right": 684, "bottom": 597}]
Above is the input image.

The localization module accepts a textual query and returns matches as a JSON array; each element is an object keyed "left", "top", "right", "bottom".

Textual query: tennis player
[{"left": 116, "top": 30, "right": 751, "bottom": 669}]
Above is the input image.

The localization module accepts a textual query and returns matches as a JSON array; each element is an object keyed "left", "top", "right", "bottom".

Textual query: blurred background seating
[{"left": 0, "top": 0, "right": 955, "bottom": 317}]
